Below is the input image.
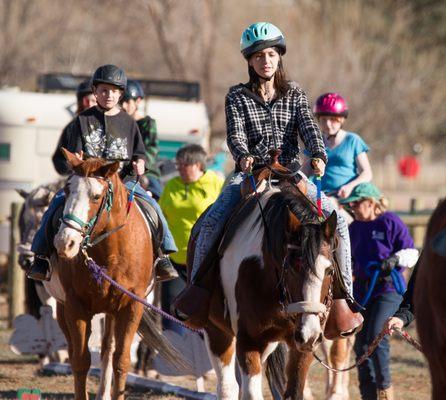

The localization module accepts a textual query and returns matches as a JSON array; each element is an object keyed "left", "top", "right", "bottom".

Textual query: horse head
[
  {"left": 264, "top": 181, "right": 338, "bottom": 352},
  {"left": 54, "top": 148, "right": 120, "bottom": 259},
  {"left": 289, "top": 213, "right": 337, "bottom": 352}
]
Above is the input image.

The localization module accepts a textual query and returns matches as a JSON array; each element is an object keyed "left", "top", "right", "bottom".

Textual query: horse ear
[
  {"left": 61, "top": 147, "right": 83, "bottom": 168},
  {"left": 322, "top": 211, "right": 337, "bottom": 239},
  {"left": 96, "top": 161, "right": 120, "bottom": 178},
  {"left": 16, "top": 189, "right": 29, "bottom": 199}
]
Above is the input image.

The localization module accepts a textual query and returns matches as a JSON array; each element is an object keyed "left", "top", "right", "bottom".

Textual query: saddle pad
[{"left": 134, "top": 196, "right": 163, "bottom": 251}]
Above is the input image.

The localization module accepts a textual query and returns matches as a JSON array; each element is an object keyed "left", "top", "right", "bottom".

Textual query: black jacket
[{"left": 52, "top": 107, "right": 147, "bottom": 178}]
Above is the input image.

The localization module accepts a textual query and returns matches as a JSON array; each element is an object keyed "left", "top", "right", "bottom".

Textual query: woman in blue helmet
[{"left": 174, "top": 22, "right": 358, "bottom": 330}]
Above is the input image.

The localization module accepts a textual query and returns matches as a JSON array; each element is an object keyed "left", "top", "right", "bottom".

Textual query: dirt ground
[{"left": 0, "top": 291, "right": 431, "bottom": 399}]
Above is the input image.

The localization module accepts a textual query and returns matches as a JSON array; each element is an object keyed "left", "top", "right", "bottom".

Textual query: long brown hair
[{"left": 248, "top": 51, "right": 290, "bottom": 99}]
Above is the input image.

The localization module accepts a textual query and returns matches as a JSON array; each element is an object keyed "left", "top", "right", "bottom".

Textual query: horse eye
[{"left": 92, "top": 194, "right": 101, "bottom": 201}]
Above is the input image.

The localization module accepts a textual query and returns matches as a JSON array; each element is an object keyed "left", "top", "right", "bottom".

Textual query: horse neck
[{"left": 108, "top": 175, "right": 128, "bottom": 225}]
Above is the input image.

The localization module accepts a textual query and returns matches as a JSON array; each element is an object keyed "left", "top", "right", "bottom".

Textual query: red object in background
[{"left": 398, "top": 155, "right": 420, "bottom": 178}]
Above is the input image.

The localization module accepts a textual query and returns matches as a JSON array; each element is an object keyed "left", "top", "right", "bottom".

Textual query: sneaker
[
  {"left": 26, "top": 257, "right": 51, "bottom": 281},
  {"left": 155, "top": 256, "right": 178, "bottom": 282}
]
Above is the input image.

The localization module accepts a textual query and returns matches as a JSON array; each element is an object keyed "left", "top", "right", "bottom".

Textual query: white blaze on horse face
[
  {"left": 54, "top": 176, "right": 104, "bottom": 258},
  {"left": 298, "top": 254, "right": 331, "bottom": 350}
]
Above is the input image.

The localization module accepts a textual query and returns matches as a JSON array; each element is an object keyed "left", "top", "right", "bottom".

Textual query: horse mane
[
  {"left": 72, "top": 157, "right": 108, "bottom": 177},
  {"left": 262, "top": 181, "right": 322, "bottom": 274}
]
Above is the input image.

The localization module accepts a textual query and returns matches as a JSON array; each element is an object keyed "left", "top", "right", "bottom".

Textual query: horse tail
[
  {"left": 266, "top": 342, "right": 287, "bottom": 399},
  {"left": 137, "top": 309, "right": 190, "bottom": 370}
]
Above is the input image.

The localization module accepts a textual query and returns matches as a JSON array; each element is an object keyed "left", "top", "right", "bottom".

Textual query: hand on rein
[
  {"left": 311, "top": 157, "right": 326, "bottom": 177},
  {"left": 132, "top": 158, "right": 145, "bottom": 176},
  {"left": 240, "top": 155, "right": 254, "bottom": 173}
]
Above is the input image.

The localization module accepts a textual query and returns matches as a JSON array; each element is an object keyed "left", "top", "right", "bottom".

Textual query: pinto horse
[
  {"left": 414, "top": 199, "right": 446, "bottom": 400},
  {"left": 193, "top": 170, "right": 338, "bottom": 400},
  {"left": 44, "top": 149, "right": 164, "bottom": 400}
]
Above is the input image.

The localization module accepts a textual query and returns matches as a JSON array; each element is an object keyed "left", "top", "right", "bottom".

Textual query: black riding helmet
[
  {"left": 92, "top": 64, "right": 127, "bottom": 90},
  {"left": 76, "top": 78, "right": 93, "bottom": 101},
  {"left": 123, "top": 79, "right": 145, "bottom": 101}
]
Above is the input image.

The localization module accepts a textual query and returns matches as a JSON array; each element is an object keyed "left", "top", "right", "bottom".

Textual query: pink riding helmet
[{"left": 313, "top": 93, "right": 349, "bottom": 118}]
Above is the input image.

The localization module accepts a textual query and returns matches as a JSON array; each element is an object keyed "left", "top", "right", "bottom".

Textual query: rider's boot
[
  {"left": 172, "top": 261, "right": 214, "bottom": 329},
  {"left": 26, "top": 256, "right": 51, "bottom": 281},
  {"left": 155, "top": 254, "right": 178, "bottom": 282},
  {"left": 324, "top": 268, "right": 364, "bottom": 340},
  {"left": 173, "top": 284, "right": 212, "bottom": 329}
]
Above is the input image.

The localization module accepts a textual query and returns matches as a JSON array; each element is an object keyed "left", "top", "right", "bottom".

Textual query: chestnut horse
[
  {"left": 43, "top": 149, "right": 163, "bottom": 400},
  {"left": 414, "top": 199, "right": 446, "bottom": 400},
  {"left": 195, "top": 175, "right": 338, "bottom": 400}
]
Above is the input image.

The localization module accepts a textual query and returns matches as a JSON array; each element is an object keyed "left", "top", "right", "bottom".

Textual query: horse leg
[
  {"left": 96, "top": 315, "right": 115, "bottom": 400},
  {"left": 56, "top": 302, "right": 72, "bottom": 360},
  {"left": 111, "top": 302, "right": 144, "bottom": 400},
  {"left": 236, "top": 333, "right": 266, "bottom": 400},
  {"left": 284, "top": 349, "right": 313, "bottom": 400},
  {"left": 204, "top": 323, "right": 238, "bottom": 400},
  {"left": 63, "top": 301, "right": 92, "bottom": 400},
  {"left": 320, "top": 338, "right": 333, "bottom": 398},
  {"left": 327, "top": 338, "right": 350, "bottom": 400}
]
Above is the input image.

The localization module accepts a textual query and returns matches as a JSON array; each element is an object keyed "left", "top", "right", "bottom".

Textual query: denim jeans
[
  {"left": 191, "top": 172, "right": 353, "bottom": 297},
  {"left": 31, "top": 181, "right": 177, "bottom": 257},
  {"left": 147, "top": 177, "right": 163, "bottom": 201},
  {"left": 31, "top": 189, "right": 65, "bottom": 256},
  {"left": 354, "top": 291, "right": 402, "bottom": 399}
]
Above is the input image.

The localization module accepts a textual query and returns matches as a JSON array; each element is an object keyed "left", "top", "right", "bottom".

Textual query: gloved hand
[{"left": 380, "top": 254, "right": 400, "bottom": 276}]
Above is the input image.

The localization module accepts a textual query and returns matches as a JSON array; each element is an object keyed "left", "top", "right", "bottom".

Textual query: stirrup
[{"left": 26, "top": 256, "right": 51, "bottom": 282}]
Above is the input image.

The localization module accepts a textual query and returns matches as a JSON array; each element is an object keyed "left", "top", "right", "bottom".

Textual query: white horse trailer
[{"left": 0, "top": 77, "right": 210, "bottom": 252}]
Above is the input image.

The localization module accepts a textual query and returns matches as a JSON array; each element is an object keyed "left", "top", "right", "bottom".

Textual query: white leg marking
[
  {"left": 241, "top": 371, "right": 263, "bottom": 400},
  {"left": 96, "top": 327, "right": 115, "bottom": 400},
  {"left": 204, "top": 334, "right": 238, "bottom": 400}
]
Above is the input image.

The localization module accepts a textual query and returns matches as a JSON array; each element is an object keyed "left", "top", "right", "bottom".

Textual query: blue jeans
[
  {"left": 354, "top": 291, "right": 402, "bottom": 399},
  {"left": 191, "top": 172, "right": 352, "bottom": 297},
  {"left": 147, "top": 177, "right": 163, "bottom": 201},
  {"left": 31, "top": 189, "right": 65, "bottom": 255},
  {"left": 31, "top": 182, "right": 177, "bottom": 256}
]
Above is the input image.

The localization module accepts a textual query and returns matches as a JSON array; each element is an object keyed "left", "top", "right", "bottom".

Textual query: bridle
[
  {"left": 59, "top": 175, "right": 122, "bottom": 250},
  {"left": 278, "top": 242, "right": 335, "bottom": 322}
]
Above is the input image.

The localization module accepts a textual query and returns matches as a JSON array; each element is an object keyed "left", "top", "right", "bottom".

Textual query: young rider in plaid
[{"left": 174, "top": 22, "right": 356, "bottom": 328}]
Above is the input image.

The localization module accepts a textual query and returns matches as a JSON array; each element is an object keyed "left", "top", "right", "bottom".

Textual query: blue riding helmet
[
  {"left": 240, "top": 22, "right": 286, "bottom": 59},
  {"left": 123, "top": 79, "right": 145, "bottom": 101}
]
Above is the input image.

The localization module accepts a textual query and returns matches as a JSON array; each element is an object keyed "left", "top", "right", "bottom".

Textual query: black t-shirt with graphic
[{"left": 52, "top": 107, "right": 147, "bottom": 177}]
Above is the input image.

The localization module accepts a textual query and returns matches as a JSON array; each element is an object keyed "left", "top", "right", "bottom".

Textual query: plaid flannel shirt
[{"left": 225, "top": 82, "right": 327, "bottom": 168}]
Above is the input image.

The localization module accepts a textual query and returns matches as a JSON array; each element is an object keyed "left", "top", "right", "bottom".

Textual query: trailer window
[{"left": 0, "top": 143, "right": 10, "bottom": 161}]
